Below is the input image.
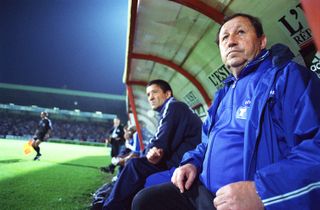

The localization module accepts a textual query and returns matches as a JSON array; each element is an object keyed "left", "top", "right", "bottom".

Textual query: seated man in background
[
  {"left": 107, "top": 125, "right": 142, "bottom": 181},
  {"left": 103, "top": 79, "right": 203, "bottom": 210},
  {"left": 132, "top": 13, "right": 320, "bottom": 210}
]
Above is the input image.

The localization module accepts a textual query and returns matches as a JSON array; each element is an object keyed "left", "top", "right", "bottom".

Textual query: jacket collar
[
  {"left": 155, "top": 97, "right": 174, "bottom": 113},
  {"left": 223, "top": 49, "right": 270, "bottom": 85}
]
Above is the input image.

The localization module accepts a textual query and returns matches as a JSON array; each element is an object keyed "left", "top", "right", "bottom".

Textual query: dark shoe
[
  {"left": 100, "top": 166, "right": 114, "bottom": 174},
  {"left": 100, "top": 167, "right": 106, "bottom": 172},
  {"left": 33, "top": 154, "right": 41, "bottom": 161}
]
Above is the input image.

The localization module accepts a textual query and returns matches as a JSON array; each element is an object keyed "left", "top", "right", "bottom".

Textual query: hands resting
[
  {"left": 146, "top": 147, "right": 164, "bottom": 164},
  {"left": 171, "top": 163, "right": 264, "bottom": 210}
]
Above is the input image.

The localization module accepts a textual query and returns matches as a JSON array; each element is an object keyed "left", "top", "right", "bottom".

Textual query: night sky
[{"left": 0, "top": 0, "right": 128, "bottom": 95}]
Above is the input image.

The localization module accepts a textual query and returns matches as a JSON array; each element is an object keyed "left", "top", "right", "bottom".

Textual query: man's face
[
  {"left": 113, "top": 118, "right": 120, "bottom": 127},
  {"left": 124, "top": 128, "right": 133, "bottom": 140},
  {"left": 218, "top": 16, "right": 266, "bottom": 77},
  {"left": 146, "top": 84, "right": 171, "bottom": 110}
]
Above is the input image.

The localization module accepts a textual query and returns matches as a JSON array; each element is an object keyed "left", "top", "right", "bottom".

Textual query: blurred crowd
[{"left": 0, "top": 112, "right": 112, "bottom": 142}]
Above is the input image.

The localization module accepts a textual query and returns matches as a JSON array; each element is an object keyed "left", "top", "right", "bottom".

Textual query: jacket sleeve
[
  {"left": 254, "top": 63, "right": 320, "bottom": 209},
  {"left": 180, "top": 106, "right": 213, "bottom": 172},
  {"left": 180, "top": 125, "right": 208, "bottom": 172},
  {"left": 131, "top": 132, "right": 141, "bottom": 155},
  {"left": 180, "top": 89, "right": 224, "bottom": 172}
]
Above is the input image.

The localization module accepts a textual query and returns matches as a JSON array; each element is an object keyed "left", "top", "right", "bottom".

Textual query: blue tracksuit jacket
[
  {"left": 182, "top": 44, "right": 320, "bottom": 210},
  {"left": 146, "top": 97, "right": 203, "bottom": 168}
]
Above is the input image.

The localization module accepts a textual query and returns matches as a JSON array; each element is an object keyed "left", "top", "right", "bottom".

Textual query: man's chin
[
  {"left": 227, "top": 58, "right": 247, "bottom": 67},
  {"left": 228, "top": 60, "right": 247, "bottom": 69}
]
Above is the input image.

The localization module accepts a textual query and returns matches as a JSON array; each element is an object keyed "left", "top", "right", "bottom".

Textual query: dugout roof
[{"left": 122, "top": 0, "right": 320, "bottom": 140}]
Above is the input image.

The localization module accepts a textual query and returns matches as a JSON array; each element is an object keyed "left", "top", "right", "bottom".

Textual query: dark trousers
[
  {"left": 132, "top": 179, "right": 216, "bottom": 210},
  {"left": 103, "top": 157, "right": 166, "bottom": 210},
  {"left": 110, "top": 139, "right": 124, "bottom": 157}
]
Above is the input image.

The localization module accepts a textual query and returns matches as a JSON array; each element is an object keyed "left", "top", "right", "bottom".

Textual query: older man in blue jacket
[{"left": 132, "top": 13, "right": 320, "bottom": 210}]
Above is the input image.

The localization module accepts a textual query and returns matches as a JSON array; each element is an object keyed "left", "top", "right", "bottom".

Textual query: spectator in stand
[{"left": 0, "top": 111, "right": 112, "bottom": 142}]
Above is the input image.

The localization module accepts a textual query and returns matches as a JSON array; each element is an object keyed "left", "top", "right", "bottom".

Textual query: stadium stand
[{"left": 0, "top": 110, "right": 113, "bottom": 143}]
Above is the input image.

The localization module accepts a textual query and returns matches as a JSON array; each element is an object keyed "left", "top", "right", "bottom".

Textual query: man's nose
[{"left": 227, "top": 34, "right": 237, "bottom": 47}]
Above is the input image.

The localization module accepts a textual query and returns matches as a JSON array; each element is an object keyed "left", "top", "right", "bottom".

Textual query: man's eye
[
  {"left": 238, "top": 30, "right": 245, "bottom": 34},
  {"left": 222, "top": 35, "right": 228, "bottom": 41}
]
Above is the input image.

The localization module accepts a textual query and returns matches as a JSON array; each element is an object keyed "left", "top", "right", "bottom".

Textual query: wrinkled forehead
[{"left": 219, "top": 16, "right": 253, "bottom": 36}]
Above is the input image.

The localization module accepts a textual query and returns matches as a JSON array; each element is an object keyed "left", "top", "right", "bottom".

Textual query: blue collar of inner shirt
[{"left": 223, "top": 49, "right": 270, "bottom": 85}]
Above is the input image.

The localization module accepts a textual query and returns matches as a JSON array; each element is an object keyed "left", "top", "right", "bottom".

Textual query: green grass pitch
[{"left": 0, "top": 139, "right": 113, "bottom": 210}]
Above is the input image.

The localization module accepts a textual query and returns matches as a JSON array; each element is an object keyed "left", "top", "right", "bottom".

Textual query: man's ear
[
  {"left": 165, "top": 91, "right": 172, "bottom": 99},
  {"left": 260, "top": 35, "right": 267, "bottom": 49}
]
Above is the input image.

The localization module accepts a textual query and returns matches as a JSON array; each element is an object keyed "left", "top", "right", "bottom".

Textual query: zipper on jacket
[
  {"left": 205, "top": 87, "right": 235, "bottom": 191},
  {"left": 232, "top": 79, "right": 238, "bottom": 88}
]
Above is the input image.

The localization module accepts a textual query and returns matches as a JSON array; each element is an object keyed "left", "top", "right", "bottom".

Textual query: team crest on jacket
[{"left": 236, "top": 100, "right": 251, "bottom": 119}]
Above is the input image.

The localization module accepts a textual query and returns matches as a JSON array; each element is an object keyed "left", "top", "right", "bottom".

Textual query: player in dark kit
[{"left": 31, "top": 111, "right": 52, "bottom": 160}]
